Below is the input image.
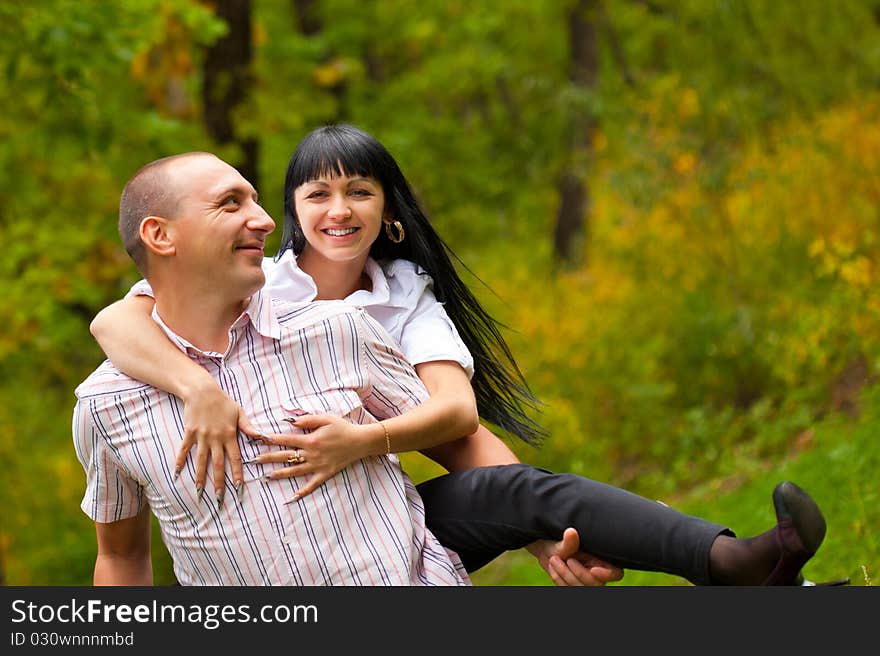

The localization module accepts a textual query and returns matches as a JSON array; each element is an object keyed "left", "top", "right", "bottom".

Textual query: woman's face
[{"left": 293, "top": 172, "right": 385, "bottom": 266}]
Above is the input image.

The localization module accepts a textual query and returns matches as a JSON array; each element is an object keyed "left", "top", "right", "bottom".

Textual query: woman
[{"left": 91, "top": 124, "right": 828, "bottom": 586}]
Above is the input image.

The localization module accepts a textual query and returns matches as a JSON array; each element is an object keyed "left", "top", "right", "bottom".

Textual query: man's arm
[{"left": 93, "top": 507, "right": 152, "bottom": 586}]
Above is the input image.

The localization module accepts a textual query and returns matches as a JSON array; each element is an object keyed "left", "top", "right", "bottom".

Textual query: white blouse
[{"left": 126, "top": 251, "right": 475, "bottom": 378}]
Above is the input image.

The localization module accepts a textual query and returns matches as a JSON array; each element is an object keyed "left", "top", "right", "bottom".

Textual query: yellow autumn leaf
[
  {"left": 313, "top": 59, "right": 345, "bottom": 88},
  {"left": 674, "top": 152, "right": 696, "bottom": 175},
  {"left": 808, "top": 238, "right": 826, "bottom": 258},
  {"left": 840, "top": 257, "right": 872, "bottom": 288},
  {"left": 679, "top": 88, "right": 700, "bottom": 118}
]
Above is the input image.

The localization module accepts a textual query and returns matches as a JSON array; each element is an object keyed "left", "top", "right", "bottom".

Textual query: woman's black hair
[{"left": 277, "top": 124, "right": 546, "bottom": 446}]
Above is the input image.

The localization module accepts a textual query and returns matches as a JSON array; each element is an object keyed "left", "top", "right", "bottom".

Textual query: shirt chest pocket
[{"left": 281, "top": 388, "right": 366, "bottom": 422}]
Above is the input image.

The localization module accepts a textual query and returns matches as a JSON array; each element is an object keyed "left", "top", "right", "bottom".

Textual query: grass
[{"left": 466, "top": 390, "right": 879, "bottom": 587}]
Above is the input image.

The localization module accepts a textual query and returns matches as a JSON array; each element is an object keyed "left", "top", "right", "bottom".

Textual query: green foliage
[
  {"left": 1, "top": 0, "right": 878, "bottom": 585},
  {"left": 474, "top": 90, "right": 880, "bottom": 504}
]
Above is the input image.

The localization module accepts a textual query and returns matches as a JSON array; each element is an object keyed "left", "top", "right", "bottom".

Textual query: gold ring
[{"left": 285, "top": 449, "right": 305, "bottom": 465}]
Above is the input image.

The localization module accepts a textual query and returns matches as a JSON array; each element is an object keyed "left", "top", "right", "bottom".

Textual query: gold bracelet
[{"left": 380, "top": 421, "right": 391, "bottom": 455}]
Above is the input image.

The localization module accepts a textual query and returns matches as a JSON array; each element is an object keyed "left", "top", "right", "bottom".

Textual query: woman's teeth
[{"left": 325, "top": 228, "right": 357, "bottom": 236}]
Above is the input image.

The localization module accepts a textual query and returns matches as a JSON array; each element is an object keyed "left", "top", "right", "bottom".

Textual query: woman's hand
[
  {"left": 175, "top": 384, "right": 262, "bottom": 505},
  {"left": 252, "top": 414, "right": 376, "bottom": 501},
  {"left": 526, "top": 528, "right": 625, "bottom": 586}
]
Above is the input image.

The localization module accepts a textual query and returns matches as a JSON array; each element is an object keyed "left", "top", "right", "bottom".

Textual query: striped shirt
[{"left": 73, "top": 292, "right": 470, "bottom": 586}]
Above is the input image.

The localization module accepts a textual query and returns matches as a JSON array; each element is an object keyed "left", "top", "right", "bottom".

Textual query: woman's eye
[
  {"left": 351, "top": 189, "right": 372, "bottom": 197},
  {"left": 306, "top": 191, "right": 327, "bottom": 200}
]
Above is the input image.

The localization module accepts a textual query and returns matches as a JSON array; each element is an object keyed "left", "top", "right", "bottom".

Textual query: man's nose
[{"left": 248, "top": 204, "right": 275, "bottom": 233}]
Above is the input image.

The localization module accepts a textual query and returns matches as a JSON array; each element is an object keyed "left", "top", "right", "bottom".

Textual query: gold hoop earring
[{"left": 384, "top": 220, "right": 405, "bottom": 244}]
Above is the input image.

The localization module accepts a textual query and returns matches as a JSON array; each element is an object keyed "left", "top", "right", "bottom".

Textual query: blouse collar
[{"left": 267, "top": 251, "right": 407, "bottom": 309}]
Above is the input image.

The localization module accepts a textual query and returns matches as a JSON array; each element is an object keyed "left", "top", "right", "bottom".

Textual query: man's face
[{"left": 167, "top": 155, "right": 275, "bottom": 298}]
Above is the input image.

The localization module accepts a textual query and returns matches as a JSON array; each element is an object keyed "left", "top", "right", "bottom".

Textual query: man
[{"left": 73, "top": 152, "right": 470, "bottom": 585}]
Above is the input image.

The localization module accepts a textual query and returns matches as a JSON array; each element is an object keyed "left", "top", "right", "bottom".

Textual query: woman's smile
[{"left": 322, "top": 226, "right": 360, "bottom": 238}]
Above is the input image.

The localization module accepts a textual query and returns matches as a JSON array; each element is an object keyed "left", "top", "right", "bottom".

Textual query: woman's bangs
[{"left": 291, "top": 137, "right": 376, "bottom": 187}]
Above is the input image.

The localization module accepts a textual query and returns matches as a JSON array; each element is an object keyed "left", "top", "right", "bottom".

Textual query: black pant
[{"left": 416, "top": 464, "right": 732, "bottom": 585}]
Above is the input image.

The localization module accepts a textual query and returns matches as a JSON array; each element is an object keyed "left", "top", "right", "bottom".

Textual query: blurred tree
[
  {"left": 554, "top": 0, "right": 600, "bottom": 265},
  {"left": 290, "top": 0, "right": 348, "bottom": 120},
  {"left": 203, "top": 0, "right": 260, "bottom": 187}
]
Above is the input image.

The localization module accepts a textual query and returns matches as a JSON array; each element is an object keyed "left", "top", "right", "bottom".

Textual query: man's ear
[{"left": 139, "top": 216, "right": 176, "bottom": 258}]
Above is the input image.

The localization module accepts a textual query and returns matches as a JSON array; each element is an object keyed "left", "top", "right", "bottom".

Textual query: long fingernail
[
  {"left": 263, "top": 473, "right": 274, "bottom": 481},
  {"left": 236, "top": 481, "right": 244, "bottom": 503},
  {"left": 283, "top": 494, "right": 301, "bottom": 505},
  {"left": 281, "top": 416, "right": 298, "bottom": 424},
  {"left": 217, "top": 489, "right": 225, "bottom": 509},
  {"left": 196, "top": 486, "right": 205, "bottom": 502},
  {"left": 242, "top": 456, "right": 260, "bottom": 465},
  {"left": 173, "top": 466, "right": 182, "bottom": 480}
]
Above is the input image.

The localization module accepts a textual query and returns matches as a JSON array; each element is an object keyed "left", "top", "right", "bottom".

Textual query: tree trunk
[
  {"left": 291, "top": 0, "right": 320, "bottom": 36},
  {"left": 554, "top": 0, "right": 600, "bottom": 265},
  {"left": 202, "top": 0, "right": 259, "bottom": 188}
]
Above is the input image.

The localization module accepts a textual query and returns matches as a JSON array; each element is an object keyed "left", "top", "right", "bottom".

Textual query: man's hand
[{"left": 527, "top": 528, "right": 625, "bottom": 586}]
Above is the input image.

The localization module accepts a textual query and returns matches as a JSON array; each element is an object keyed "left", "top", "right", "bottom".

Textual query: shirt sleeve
[
  {"left": 123, "top": 278, "right": 155, "bottom": 300},
  {"left": 354, "top": 312, "right": 431, "bottom": 420},
  {"left": 391, "top": 265, "right": 475, "bottom": 379},
  {"left": 72, "top": 398, "right": 147, "bottom": 524}
]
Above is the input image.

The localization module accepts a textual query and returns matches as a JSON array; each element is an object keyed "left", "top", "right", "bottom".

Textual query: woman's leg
[{"left": 416, "top": 463, "right": 729, "bottom": 585}]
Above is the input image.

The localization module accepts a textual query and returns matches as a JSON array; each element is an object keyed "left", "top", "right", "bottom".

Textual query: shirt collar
[
  {"left": 267, "top": 252, "right": 320, "bottom": 300},
  {"left": 347, "top": 257, "right": 395, "bottom": 307},
  {"left": 151, "top": 289, "right": 281, "bottom": 358}
]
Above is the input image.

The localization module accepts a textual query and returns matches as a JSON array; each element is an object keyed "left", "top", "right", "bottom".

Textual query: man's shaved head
[{"left": 118, "top": 152, "right": 214, "bottom": 274}]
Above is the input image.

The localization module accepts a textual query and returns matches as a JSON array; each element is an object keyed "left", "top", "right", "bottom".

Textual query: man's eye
[{"left": 222, "top": 195, "right": 239, "bottom": 206}]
